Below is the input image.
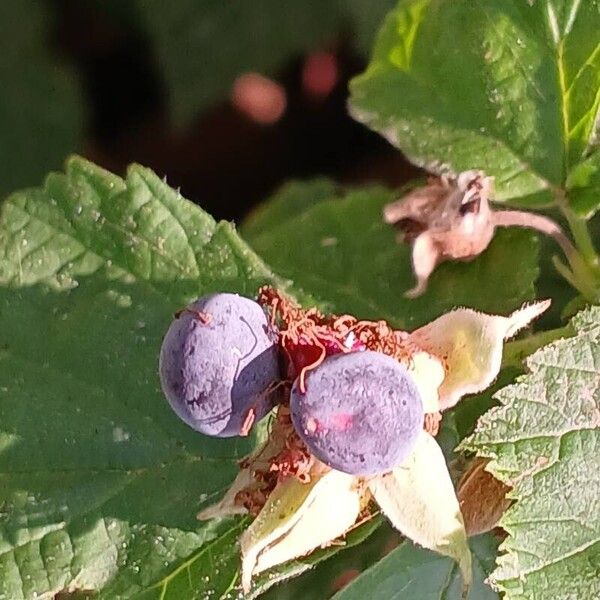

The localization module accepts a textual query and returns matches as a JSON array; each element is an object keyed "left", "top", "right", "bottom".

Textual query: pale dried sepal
[
  {"left": 197, "top": 432, "right": 285, "bottom": 521},
  {"left": 406, "top": 232, "right": 438, "bottom": 298},
  {"left": 240, "top": 474, "right": 314, "bottom": 592},
  {"left": 368, "top": 430, "right": 472, "bottom": 590},
  {"left": 383, "top": 178, "right": 449, "bottom": 225},
  {"left": 254, "top": 470, "right": 360, "bottom": 573},
  {"left": 409, "top": 300, "right": 550, "bottom": 410},
  {"left": 240, "top": 468, "right": 360, "bottom": 592},
  {"left": 405, "top": 350, "right": 445, "bottom": 413},
  {"left": 196, "top": 467, "right": 252, "bottom": 520},
  {"left": 503, "top": 300, "right": 551, "bottom": 338}
]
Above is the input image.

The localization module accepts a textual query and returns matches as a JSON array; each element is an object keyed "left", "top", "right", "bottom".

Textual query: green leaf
[
  {"left": 242, "top": 178, "right": 337, "bottom": 240},
  {"left": 243, "top": 182, "right": 540, "bottom": 329},
  {"left": 332, "top": 534, "right": 500, "bottom": 600},
  {"left": 349, "top": 0, "right": 600, "bottom": 216},
  {"left": 0, "top": 0, "right": 82, "bottom": 197},
  {"left": 567, "top": 151, "right": 600, "bottom": 217},
  {"left": 0, "top": 156, "right": 294, "bottom": 599},
  {"left": 137, "top": 515, "right": 382, "bottom": 600},
  {"left": 463, "top": 306, "right": 600, "bottom": 599},
  {"left": 134, "top": 0, "right": 396, "bottom": 125}
]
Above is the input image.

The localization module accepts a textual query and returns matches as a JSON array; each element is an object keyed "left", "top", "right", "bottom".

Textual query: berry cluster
[{"left": 159, "top": 288, "right": 425, "bottom": 476}]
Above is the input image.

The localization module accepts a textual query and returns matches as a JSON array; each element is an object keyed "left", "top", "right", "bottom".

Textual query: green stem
[
  {"left": 502, "top": 324, "right": 575, "bottom": 369},
  {"left": 550, "top": 188, "right": 600, "bottom": 300},
  {"left": 554, "top": 188, "right": 600, "bottom": 268},
  {"left": 553, "top": 255, "right": 598, "bottom": 300},
  {"left": 563, "top": 208, "right": 600, "bottom": 270}
]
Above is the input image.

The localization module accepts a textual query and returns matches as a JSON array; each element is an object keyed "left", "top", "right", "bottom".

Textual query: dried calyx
[
  {"left": 257, "top": 286, "right": 419, "bottom": 389},
  {"left": 384, "top": 170, "right": 577, "bottom": 297}
]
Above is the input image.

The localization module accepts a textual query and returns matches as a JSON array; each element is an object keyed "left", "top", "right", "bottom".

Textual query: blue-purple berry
[
  {"left": 159, "top": 293, "right": 281, "bottom": 437},
  {"left": 290, "top": 351, "right": 424, "bottom": 475}
]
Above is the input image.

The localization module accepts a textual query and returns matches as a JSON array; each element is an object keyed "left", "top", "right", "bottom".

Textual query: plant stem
[
  {"left": 502, "top": 324, "right": 575, "bottom": 369},
  {"left": 549, "top": 188, "right": 600, "bottom": 300},
  {"left": 554, "top": 188, "right": 600, "bottom": 268},
  {"left": 494, "top": 206, "right": 599, "bottom": 300},
  {"left": 563, "top": 208, "right": 600, "bottom": 271},
  {"left": 493, "top": 210, "right": 578, "bottom": 262}
]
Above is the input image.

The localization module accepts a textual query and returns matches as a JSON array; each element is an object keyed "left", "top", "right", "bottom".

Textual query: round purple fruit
[
  {"left": 159, "top": 293, "right": 281, "bottom": 437},
  {"left": 290, "top": 351, "right": 424, "bottom": 475}
]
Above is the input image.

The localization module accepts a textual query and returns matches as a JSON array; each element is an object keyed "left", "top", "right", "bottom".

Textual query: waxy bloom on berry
[{"left": 184, "top": 289, "right": 550, "bottom": 593}]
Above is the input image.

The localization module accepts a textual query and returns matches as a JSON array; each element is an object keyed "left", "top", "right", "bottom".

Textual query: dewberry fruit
[
  {"left": 159, "top": 293, "right": 281, "bottom": 437},
  {"left": 290, "top": 351, "right": 423, "bottom": 475}
]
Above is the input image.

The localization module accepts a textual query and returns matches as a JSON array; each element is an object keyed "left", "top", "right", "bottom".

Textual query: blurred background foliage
[{"left": 2, "top": 0, "right": 420, "bottom": 217}]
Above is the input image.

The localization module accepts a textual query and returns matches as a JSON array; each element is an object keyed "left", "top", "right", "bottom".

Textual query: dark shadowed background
[{"left": 2, "top": 0, "right": 421, "bottom": 221}]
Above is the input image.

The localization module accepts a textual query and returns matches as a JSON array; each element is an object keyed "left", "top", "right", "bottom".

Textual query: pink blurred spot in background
[
  {"left": 231, "top": 73, "right": 287, "bottom": 124},
  {"left": 302, "top": 51, "right": 338, "bottom": 98}
]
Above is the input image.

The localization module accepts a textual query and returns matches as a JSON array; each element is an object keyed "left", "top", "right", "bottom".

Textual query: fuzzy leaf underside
[{"left": 464, "top": 306, "right": 600, "bottom": 600}]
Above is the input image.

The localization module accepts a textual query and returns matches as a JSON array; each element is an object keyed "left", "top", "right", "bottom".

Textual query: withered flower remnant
[{"left": 384, "top": 170, "right": 577, "bottom": 297}]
